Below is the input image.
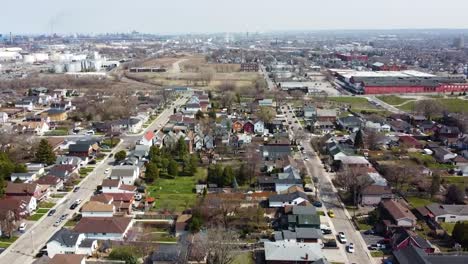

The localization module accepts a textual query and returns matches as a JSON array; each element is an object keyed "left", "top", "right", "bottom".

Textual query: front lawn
[
  {"left": 38, "top": 201, "right": 56, "bottom": 208},
  {"left": 0, "top": 236, "right": 18, "bottom": 243},
  {"left": 233, "top": 252, "right": 254, "bottom": 264},
  {"left": 370, "top": 251, "right": 384, "bottom": 257},
  {"left": 36, "top": 208, "right": 50, "bottom": 214},
  {"left": 28, "top": 213, "right": 45, "bottom": 221}
]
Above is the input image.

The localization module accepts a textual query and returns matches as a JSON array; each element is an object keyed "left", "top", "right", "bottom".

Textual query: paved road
[
  {"left": 283, "top": 104, "right": 372, "bottom": 264},
  {"left": 0, "top": 97, "right": 187, "bottom": 264},
  {"left": 260, "top": 64, "right": 275, "bottom": 91}
]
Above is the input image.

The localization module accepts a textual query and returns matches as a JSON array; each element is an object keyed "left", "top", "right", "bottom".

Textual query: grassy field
[
  {"left": 148, "top": 168, "right": 206, "bottom": 212},
  {"left": 38, "top": 201, "right": 56, "bottom": 208},
  {"left": 36, "top": 208, "right": 50, "bottom": 214},
  {"left": 377, "top": 95, "right": 413, "bottom": 105},
  {"left": 398, "top": 98, "right": 468, "bottom": 113},
  {"left": 327, "top": 97, "right": 378, "bottom": 111},
  {"left": 406, "top": 197, "right": 433, "bottom": 208}
]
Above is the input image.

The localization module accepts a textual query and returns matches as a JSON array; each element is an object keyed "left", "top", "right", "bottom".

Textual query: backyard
[{"left": 147, "top": 168, "right": 207, "bottom": 212}]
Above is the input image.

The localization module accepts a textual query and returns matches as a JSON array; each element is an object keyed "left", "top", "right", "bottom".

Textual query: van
[{"left": 86, "top": 130, "right": 95, "bottom": 135}]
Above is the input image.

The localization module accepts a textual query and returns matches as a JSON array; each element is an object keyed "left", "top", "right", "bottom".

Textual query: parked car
[
  {"left": 53, "top": 219, "right": 61, "bottom": 227},
  {"left": 105, "top": 168, "right": 110, "bottom": 174},
  {"left": 364, "top": 229, "right": 375, "bottom": 235},
  {"left": 48, "top": 209, "right": 56, "bottom": 216},
  {"left": 328, "top": 210, "right": 335, "bottom": 218},
  {"left": 313, "top": 201, "right": 323, "bottom": 207},
  {"left": 18, "top": 223, "right": 26, "bottom": 232},
  {"left": 338, "top": 232, "right": 347, "bottom": 244},
  {"left": 73, "top": 186, "right": 80, "bottom": 192},
  {"left": 60, "top": 214, "right": 68, "bottom": 221},
  {"left": 70, "top": 203, "right": 78, "bottom": 210},
  {"left": 347, "top": 243, "right": 355, "bottom": 253}
]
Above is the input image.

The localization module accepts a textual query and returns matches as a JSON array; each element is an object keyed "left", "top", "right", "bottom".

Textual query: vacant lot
[
  {"left": 147, "top": 168, "right": 206, "bottom": 212},
  {"left": 398, "top": 98, "right": 468, "bottom": 113},
  {"left": 377, "top": 95, "right": 413, "bottom": 106}
]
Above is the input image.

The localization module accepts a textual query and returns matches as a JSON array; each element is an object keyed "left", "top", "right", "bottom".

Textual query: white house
[
  {"left": 268, "top": 192, "right": 308, "bottom": 208},
  {"left": 47, "top": 228, "right": 97, "bottom": 258},
  {"left": 15, "top": 100, "right": 34, "bottom": 111},
  {"left": 426, "top": 203, "right": 468, "bottom": 223},
  {"left": 254, "top": 120, "right": 265, "bottom": 135},
  {"left": 73, "top": 217, "right": 133, "bottom": 241},
  {"left": 11, "top": 196, "right": 37, "bottom": 214},
  {"left": 109, "top": 166, "right": 140, "bottom": 185},
  {"left": 81, "top": 201, "right": 114, "bottom": 218},
  {"left": 101, "top": 179, "right": 136, "bottom": 194},
  {"left": 0, "top": 112, "right": 8, "bottom": 123},
  {"left": 9, "top": 172, "right": 38, "bottom": 183},
  {"left": 139, "top": 131, "right": 155, "bottom": 146}
]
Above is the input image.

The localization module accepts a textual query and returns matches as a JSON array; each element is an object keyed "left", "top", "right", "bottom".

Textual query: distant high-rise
[{"left": 453, "top": 36, "right": 464, "bottom": 49}]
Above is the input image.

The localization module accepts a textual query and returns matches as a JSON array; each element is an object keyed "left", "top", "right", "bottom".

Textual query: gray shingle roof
[{"left": 48, "top": 228, "right": 81, "bottom": 247}]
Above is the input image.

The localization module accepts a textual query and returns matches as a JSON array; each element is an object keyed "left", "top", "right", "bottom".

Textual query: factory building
[{"left": 330, "top": 69, "right": 468, "bottom": 95}]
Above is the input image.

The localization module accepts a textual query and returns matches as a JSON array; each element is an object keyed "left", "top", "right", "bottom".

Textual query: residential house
[
  {"left": 269, "top": 191, "right": 308, "bottom": 208},
  {"left": 0, "top": 196, "right": 36, "bottom": 217},
  {"left": 5, "top": 182, "right": 48, "bottom": 201},
  {"left": 274, "top": 228, "right": 323, "bottom": 244},
  {"left": 432, "top": 147, "right": 457, "bottom": 163},
  {"left": 68, "top": 140, "right": 99, "bottom": 158},
  {"left": 360, "top": 185, "right": 393, "bottom": 206},
  {"left": 313, "top": 121, "right": 335, "bottom": 134},
  {"left": 337, "top": 156, "right": 370, "bottom": 170},
  {"left": 425, "top": 203, "right": 468, "bottom": 223},
  {"left": 55, "top": 155, "right": 86, "bottom": 167},
  {"left": 41, "top": 109, "right": 68, "bottom": 122},
  {"left": 20, "top": 121, "right": 49, "bottom": 135},
  {"left": 49, "top": 164, "right": 78, "bottom": 180},
  {"left": 393, "top": 244, "right": 468, "bottom": 264},
  {"left": 258, "top": 165, "right": 303, "bottom": 193},
  {"left": 109, "top": 165, "right": 140, "bottom": 185},
  {"left": 9, "top": 172, "right": 38, "bottom": 183},
  {"left": 243, "top": 121, "right": 255, "bottom": 134},
  {"left": 26, "top": 163, "right": 46, "bottom": 175},
  {"left": 204, "top": 135, "right": 215, "bottom": 149},
  {"left": 175, "top": 214, "right": 192, "bottom": 237},
  {"left": 50, "top": 101, "right": 72, "bottom": 110},
  {"left": 36, "top": 175, "right": 64, "bottom": 192},
  {"left": 49, "top": 254, "right": 87, "bottom": 264},
  {"left": 455, "top": 135, "right": 468, "bottom": 150},
  {"left": 81, "top": 201, "right": 115, "bottom": 218},
  {"left": 337, "top": 116, "right": 362, "bottom": 132},
  {"left": 254, "top": 120, "right": 265, "bottom": 135},
  {"left": 73, "top": 217, "right": 133, "bottom": 240},
  {"left": 316, "top": 109, "right": 337, "bottom": 122},
  {"left": 133, "top": 145, "right": 150, "bottom": 160},
  {"left": 262, "top": 142, "right": 291, "bottom": 161},
  {"left": 101, "top": 179, "right": 136, "bottom": 194},
  {"left": 380, "top": 200, "right": 417, "bottom": 229},
  {"left": 303, "top": 106, "right": 316, "bottom": 120},
  {"left": 436, "top": 125, "right": 461, "bottom": 140},
  {"left": 264, "top": 241, "right": 325, "bottom": 264},
  {"left": 389, "top": 120, "right": 412, "bottom": 133},
  {"left": 392, "top": 228, "right": 434, "bottom": 253},
  {"left": 139, "top": 131, "right": 155, "bottom": 146},
  {"left": 47, "top": 228, "right": 97, "bottom": 257},
  {"left": 106, "top": 193, "right": 135, "bottom": 214},
  {"left": 399, "top": 135, "right": 423, "bottom": 149},
  {"left": 232, "top": 120, "right": 244, "bottom": 133},
  {"left": 0, "top": 112, "right": 8, "bottom": 123},
  {"left": 15, "top": 100, "right": 34, "bottom": 111}
]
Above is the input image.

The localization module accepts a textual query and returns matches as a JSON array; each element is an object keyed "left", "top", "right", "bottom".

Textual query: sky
[{"left": 1, "top": 0, "right": 468, "bottom": 34}]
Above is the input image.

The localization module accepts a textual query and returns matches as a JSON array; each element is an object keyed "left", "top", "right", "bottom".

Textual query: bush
[{"left": 108, "top": 246, "right": 139, "bottom": 264}]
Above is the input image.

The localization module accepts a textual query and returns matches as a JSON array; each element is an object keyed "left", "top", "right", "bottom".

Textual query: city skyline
[{"left": 1, "top": 0, "right": 468, "bottom": 34}]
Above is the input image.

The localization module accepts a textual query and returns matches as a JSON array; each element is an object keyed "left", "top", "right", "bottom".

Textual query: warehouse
[{"left": 329, "top": 69, "right": 467, "bottom": 94}]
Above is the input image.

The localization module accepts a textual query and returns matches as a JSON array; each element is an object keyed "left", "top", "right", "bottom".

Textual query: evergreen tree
[
  {"left": 236, "top": 163, "right": 248, "bottom": 185},
  {"left": 354, "top": 129, "right": 364, "bottom": 149},
  {"left": 430, "top": 173, "right": 441, "bottom": 197},
  {"left": 208, "top": 110, "right": 217, "bottom": 120},
  {"left": 175, "top": 136, "right": 188, "bottom": 158},
  {"left": 114, "top": 150, "right": 127, "bottom": 162},
  {"left": 167, "top": 159, "right": 179, "bottom": 177},
  {"left": 35, "top": 139, "right": 56, "bottom": 165},
  {"left": 145, "top": 163, "right": 159, "bottom": 183},
  {"left": 195, "top": 110, "right": 205, "bottom": 120},
  {"left": 223, "top": 166, "right": 235, "bottom": 187},
  {"left": 452, "top": 222, "right": 468, "bottom": 249}
]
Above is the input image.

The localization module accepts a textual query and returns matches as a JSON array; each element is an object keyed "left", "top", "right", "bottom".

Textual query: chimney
[{"left": 305, "top": 253, "right": 308, "bottom": 260}]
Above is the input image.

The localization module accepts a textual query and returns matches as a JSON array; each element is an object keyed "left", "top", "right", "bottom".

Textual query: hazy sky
[{"left": 1, "top": 0, "right": 467, "bottom": 34}]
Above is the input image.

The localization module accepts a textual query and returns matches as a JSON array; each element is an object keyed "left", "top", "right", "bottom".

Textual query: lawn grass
[
  {"left": 0, "top": 236, "right": 18, "bottom": 243},
  {"left": 51, "top": 193, "right": 66, "bottom": 198},
  {"left": 407, "top": 197, "right": 433, "bottom": 208},
  {"left": 148, "top": 168, "right": 206, "bottom": 212},
  {"left": 36, "top": 208, "right": 50, "bottom": 214},
  {"left": 0, "top": 242, "right": 12, "bottom": 248},
  {"left": 441, "top": 176, "right": 468, "bottom": 188},
  {"left": 398, "top": 98, "right": 468, "bottom": 113},
  {"left": 356, "top": 219, "right": 373, "bottom": 231},
  {"left": 233, "top": 252, "right": 254, "bottom": 264},
  {"left": 370, "top": 251, "right": 384, "bottom": 257},
  {"left": 27, "top": 213, "right": 45, "bottom": 221},
  {"left": 440, "top": 222, "right": 456, "bottom": 236},
  {"left": 38, "top": 201, "right": 56, "bottom": 208},
  {"left": 327, "top": 97, "right": 377, "bottom": 110},
  {"left": 377, "top": 95, "right": 412, "bottom": 105}
]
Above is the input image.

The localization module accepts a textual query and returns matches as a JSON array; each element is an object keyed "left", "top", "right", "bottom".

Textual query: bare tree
[
  {"left": 336, "top": 166, "right": 372, "bottom": 209},
  {"left": 206, "top": 228, "right": 240, "bottom": 264},
  {"left": 414, "top": 100, "right": 444, "bottom": 120},
  {"left": 200, "top": 68, "right": 215, "bottom": 86},
  {"left": 0, "top": 210, "right": 18, "bottom": 238},
  {"left": 257, "top": 107, "right": 276, "bottom": 123}
]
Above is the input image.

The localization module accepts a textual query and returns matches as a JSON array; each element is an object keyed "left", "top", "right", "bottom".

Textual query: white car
[
  {"left": 338, "top": 232, "right": 347, "bottom": 244},
  {"left": 105, "top": 168, "right": 110, "bottom": 174},
  {"left": 75, "top": 199, "right": 82, "bottom": 204},
  {"left": 53, "top": 219, "right": 61, "bottom": 227},
  {"left": 347, "top": 243, "right": 355, "bottom": 253},
  {"left": 18, "top": 222, "right": 26, "bottom": 232},
  {"left": 304, "top": 157, "right": 309, "bottom": 161}
]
